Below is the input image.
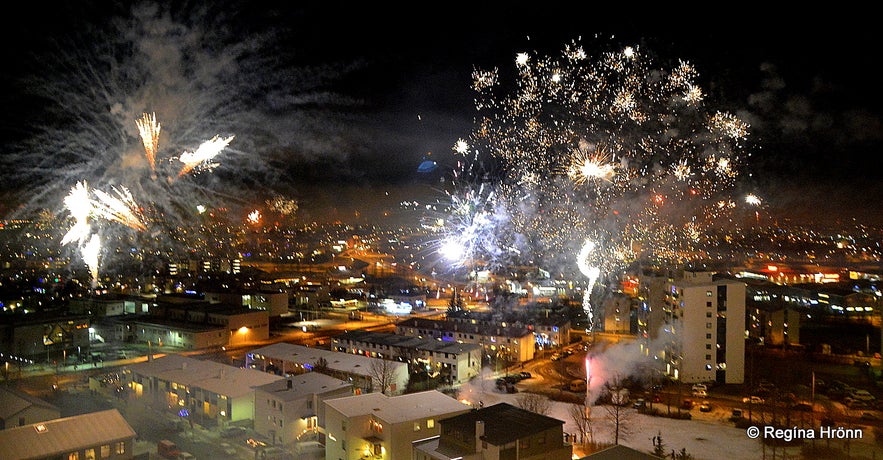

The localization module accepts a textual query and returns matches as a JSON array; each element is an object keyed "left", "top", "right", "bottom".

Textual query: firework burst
[
  {"left": 440, "top": 38, "right": 752, "bottom": 288},
  {"left": 3, "top": 2, "right": 356, "bottom": 279}
]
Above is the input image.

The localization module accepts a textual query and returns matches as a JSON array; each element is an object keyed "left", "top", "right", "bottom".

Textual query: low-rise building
[
  {"left": 331, "top": 330, "right": 481, "bottom": 384},
  {"left": 0, "top": 386, "right": 60, "bottom": 430},
  {"left": 247, "top": 342, "right": 409, "bottom": 395},
  {"left": 0, "top": 408, "right": 136, "bottom": 460},
  {"left": 125, "top": 354, "right": 282, "bottom": 424},
  {"left": 324, "top": 390, "right": 471, "bottom": 460},
  {"left": 253, "top": 372, "right": 353, "bottom": 446},
  {"left": 413, "top": 402, "right": 572, "bottom": 460},
  {"left": 396, "top": 317, "right": 535, "bottom": 363}
]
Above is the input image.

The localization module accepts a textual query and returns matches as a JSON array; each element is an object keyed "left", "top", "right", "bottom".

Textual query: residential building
[
  {"left": 412, "top": 402, "right": 572, "bottom": 460},
  {"left": 247, "top": 342, "right": 409, "bottom": 395},
  {"left": 638, "top": 270, "right": 746, "bottom": 384},
  {"left": 324, "top": 390, "right": 471, "bottom": 460},
  {"left": 331, "top": 330, "right": 482, "bottom": 384},
  {"left": 0, "top": 386, "right": 60, "bottom": 429},
  {"left": 396, "top": 317, "right": 535, "bottom": 363},
  {"left": 125, "top": 354, "right": 282, "bottom": 424},
  {"left": 253, "top": 372, "right": 353, "bottom": 446},
  {"left": 0, "top": 409, "right": 136, "bottom": 460}
]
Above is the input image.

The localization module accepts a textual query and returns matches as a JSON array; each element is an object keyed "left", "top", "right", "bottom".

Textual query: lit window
[
  {"left": 68, "top": 453, "right": 79, "bottom": 460},
  {"left": 426, "top": 419, "right": 435, "bottom": 429},
  {"left": 115, "top": 442, "right": 125, "bottom": 455},
  {"left": 100, "top": 445, "right": 110, "bottom": 459},
  {"left": 414, "top": 422, "right": 420, "bottom": 431}
]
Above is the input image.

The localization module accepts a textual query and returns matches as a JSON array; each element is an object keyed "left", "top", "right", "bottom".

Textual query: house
[
  {"left": 324, "top": 390, "right": 471, "bottom": 460},
  {"left": 0, "top": 386, "right": 60, "bottom": 429},
  {"left": 0, "top": 408, "right": 136, "bottom": 460},
  {"left": 125, "top": 353, "right": 282, "bottom": 424},
  {"left": 253, "top": 372, "right": 353, "bottom": 446},
  {"left": 412, "top": 402, "right": 572, "bottom": 460}
]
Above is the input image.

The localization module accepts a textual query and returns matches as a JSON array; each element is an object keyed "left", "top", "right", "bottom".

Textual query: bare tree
[
  {"left": 568, "top": 402, "right": 594, "bottom": 446},
  {"left": 368, "top": 358, "right": 397, "bottom": 395},
  {"left": 603, "top": 376, "right": 634, "bottom": 445},
  {"left": 515, "top": 392, "right": 551, "bottom": 416}
]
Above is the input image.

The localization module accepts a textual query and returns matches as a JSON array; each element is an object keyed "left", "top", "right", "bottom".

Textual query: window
[
  {"left": 705, "top": 354, "right": 712, "bottom": 360},
  {"left": 426, "top": 419, "right": 435, "bottom": 429},
  {"left": 68, "top": 453, "right": 79, "bottom": 460},
  {"left": 706, "top": 301, "right": 712, "bottom": 307},
  {"left": 85, "top": 448, "right": 96, "bottom": 460},
  {"left": 706, "top": 333, "right": 712, "bottom": 339},
  {"left": 706, "top": 312, "right": 712, "bottom": 318},
  {"left": 100, "top": 445, "right": 110, "bottom": 459},
  {"left": 414, "top": 422, "right": 421, "bottom": 431},
  {"left": 115, "top": 442, "right": 125, "bottom": 455},
  {"left": 706, "top": 323, "right": 712, "bottom": 329},
  {"left": 706, "top": 344, "right": 712, "bottom": 349},
  {"left": 706, "top": 291, "right": 713, "bottom": 297}
]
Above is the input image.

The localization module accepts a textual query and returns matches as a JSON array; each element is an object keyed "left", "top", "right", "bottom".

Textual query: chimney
[
  {"left": 475, "top": 420, "right": 485, "bottom": 453},
  {"left": 287, "top": 379, "right": 293, "bottom": 389}
]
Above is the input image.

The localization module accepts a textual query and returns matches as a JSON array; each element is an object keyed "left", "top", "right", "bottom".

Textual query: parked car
[
  {"left": 692, "top": 389, "right": 708, "bottom": 398},
  {"left": 699, "top": 401, "right": 712, "bottom": 412},
  {"left": 850, "top": 389, "right": 877, "bottom": 402},
  {"left": 518, "top": 371, "right": 532, "bottom": 380},
  {"left": 742, "top": 396, "right": 764, "bottom": 405},
  {"left": 633, "top": 398, "right": 646, "bottom": 409}
]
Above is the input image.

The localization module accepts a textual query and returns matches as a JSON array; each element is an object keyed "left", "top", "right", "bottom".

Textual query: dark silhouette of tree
[
  {"left": 515, "top": 392, "right": 551, "bottom": 416},
  {"left": 369, "top": 358, "right": 397, "bottom": 395},
  {"left": 603, "top": 375, "right": 634, "bottom": 445}
]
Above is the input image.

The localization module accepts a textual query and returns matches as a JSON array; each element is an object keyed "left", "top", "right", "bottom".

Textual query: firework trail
[
  {"left": 90, "top": 185, "right": 147, "bottom": 232},
  {"left": 82, "top": 234, "right": 101, "bottom": 289},
  {"left": 2, "top": 2, "right": 358, "bottom": 276},
  {"left": 136, "top": 112, "right": 161, "bottom": 174},
  {"left": 61, "top": 182, "right": 93, "bottom": 246},
  {"left": 577, "top": 239, "right": 601, "bottom": 332},
  {"left": 177, "top": 135, "right": 235, "bottom": 177},
  {"left": 442, "top": 39, "right": 752, "bottom": 288}
]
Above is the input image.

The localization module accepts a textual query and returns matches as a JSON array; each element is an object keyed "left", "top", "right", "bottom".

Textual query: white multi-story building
[
  {"left": 640, "top": 270, "right": 746, "bottom": 384},
  {"left": 253, "top": 372, "right": 353, "bottom": 446},
  {"left": 323, "top": 390, "right": 471, "bottom": 460}
]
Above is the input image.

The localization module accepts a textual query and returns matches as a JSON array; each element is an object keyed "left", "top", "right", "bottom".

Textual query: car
[
  {"left": 850, "top": 389, "right": 877, "bottom": 402},
  {"left": 691, "top": 384, "right": 707, "bottom": 393},
  {"left": 246, "top": 438, "right": 267, "bottom": 449},
  {"left": 633, "top": 398, "right": 646, "bottom": 409},
  {"left": 692, "top": 389, "right": 708, "bottom": 398},
  {"left": 699, "top": 401, "right": 712, "bottom": 412},
  {"left": 742, "top": 396, "right": 764, "bottom": 405},
  {"left": 791, "top": 402, "right": 814, "bottom": 412},
  {"left": 681, "top": 399, "right": 694, "bottom": 410},
  {"left": 518, "top": 371, "right": 532, "bottom": 380},
  {"left": 550, "top": 353, "right": 562, "bottom": 361}
]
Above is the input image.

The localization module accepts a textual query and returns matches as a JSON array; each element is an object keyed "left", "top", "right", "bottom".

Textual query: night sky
[{"left": 1, "top": 4, "right": 880, "bottom": 225}]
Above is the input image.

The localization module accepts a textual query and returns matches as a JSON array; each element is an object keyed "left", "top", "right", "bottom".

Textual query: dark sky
[{"left": 1, "top": 4, "right": 880, "bottom": 225}]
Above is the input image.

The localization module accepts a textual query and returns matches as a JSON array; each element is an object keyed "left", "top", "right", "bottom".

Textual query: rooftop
[
  {"left": 0, "top": 409, "right": 135, "bottom": 460},
  {"left": 440, "top": 402, "right": 564, "bottom": 445},
  {"left": 324, "top": 390, "right": 470, "bottom": 424},
  {"left": 128, "top": 354, "right": 282, "bottom": 398}
]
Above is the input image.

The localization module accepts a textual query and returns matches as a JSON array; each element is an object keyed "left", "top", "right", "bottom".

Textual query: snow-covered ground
[{"left": 457, "top": 382, "right": 883, "bottom": 459}]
